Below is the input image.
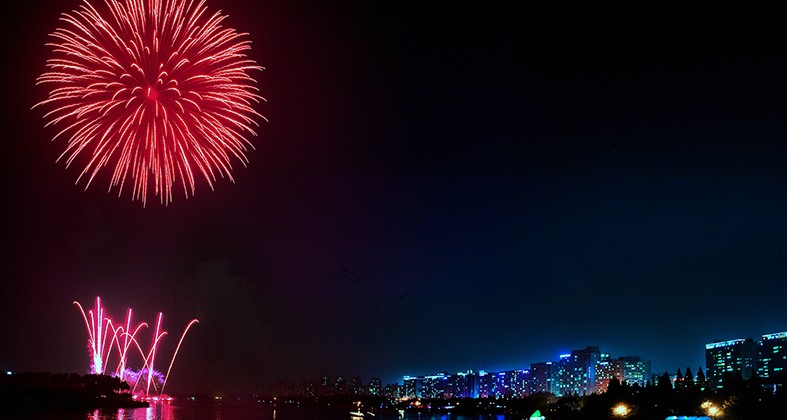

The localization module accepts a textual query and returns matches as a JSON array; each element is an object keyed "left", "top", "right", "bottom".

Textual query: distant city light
[
  {"left": 396, "top": 329, "right": 784, "bottom": 401},
  {"left": 5, "top": 371, "right": 12, "bottom": 376}
]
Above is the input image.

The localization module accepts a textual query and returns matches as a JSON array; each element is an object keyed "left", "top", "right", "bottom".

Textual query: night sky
[{"left": 3, "top": 0, "right": 787, "bottom": 394}]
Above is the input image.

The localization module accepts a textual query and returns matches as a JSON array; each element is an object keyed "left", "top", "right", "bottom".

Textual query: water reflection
[
  {"left": 78, "top": 402, "right": 280, "bottom": 420},
  {"left": 80, "top": 403, "right": 185, "bottom": 420},
  {"left": 13, "top": 404, "right": 516, "bottom": 420}
]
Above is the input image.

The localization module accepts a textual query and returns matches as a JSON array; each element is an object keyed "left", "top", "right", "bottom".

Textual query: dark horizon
[{"left": 3, "top": 0, "right": 787, "bottom": 394}]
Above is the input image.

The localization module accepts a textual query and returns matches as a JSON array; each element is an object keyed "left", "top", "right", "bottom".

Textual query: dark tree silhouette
[
  {"left": 674, "top": 368, "right": 685, "bottom": 392},
  {"left": 695, "top": 367, "right": 707, "bottom": 391},
  {"left": 0, "top": 373, "right": 141, "bottom": 410},
  {"left": 607, "top": 376, "right": 622, "bottom": 397},
  {"left": 657, "top": 371, "right": 673, "bottom": 394},
  {"left": 684, "top": 367, "right": 695, "bottom": 390}
]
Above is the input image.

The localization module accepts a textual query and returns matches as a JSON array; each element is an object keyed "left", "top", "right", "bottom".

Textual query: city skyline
[
  {"left": 255, "top": 327, "right": 787, "bottom": 392},
  {"left": 3, "top": 0, "right": 787, "bottom": 395}
]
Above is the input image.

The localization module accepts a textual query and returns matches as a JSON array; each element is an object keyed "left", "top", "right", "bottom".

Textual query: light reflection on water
[
  {"left": 89, "top": 404, "right": 174, "bottom": 420},
  {"left": 11, "top": 404, "right": 512, "bottom": 420},
  {"left": 85, "top": 407, "right": 509, "bottom": 420},
  {"left": 68, "top": 403, "right": 361, "bottom": 420},
  {"left": 84, "top": 403, "right": 177, "bottom": 420},
  {"left": 82, "top": 402, "right": 270, "bottom": 420}
]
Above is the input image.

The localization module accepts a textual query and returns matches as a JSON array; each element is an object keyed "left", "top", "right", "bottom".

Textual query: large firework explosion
[{"left": 35, "top": 0, "right": 265, "bottom": 205}]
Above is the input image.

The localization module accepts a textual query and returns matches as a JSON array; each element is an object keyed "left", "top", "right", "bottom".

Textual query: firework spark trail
[
  {"left": 73, "top": 297, "right": 198, "bottom": 396},
  {"left": 145, "top": 312, "right": 165, "bottom": 396},
  {"left": 115, "top": 309, "right": 149, "bottom": 382},
  {"left": 117, "top": 309, "right": 134, "bottom": 380},
  {"left": 74, "top": 297, "right": 110, "bottom": 374},
  {"left": 161, "top": 318, "right": 199, "bottom": 395},
  {"left": 35, "top": 0, "right": 265, "bottom": 205}
]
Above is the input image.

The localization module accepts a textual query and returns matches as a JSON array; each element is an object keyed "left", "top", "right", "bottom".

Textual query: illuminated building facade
[
  {"left": 509, "top": 369, "right": 530, "bottom": 397},
  {"left": 587, "top": 353, "right": 653, "bottom": 394},
  {"left": 400, "top": 345, "right": 652, "bottom": 398},
  {"left": 383, "top": 383, "right": 402, "bottom": 400},
  {"left": 367, "top": 377, "right": 382, "bottom": 395},
  {"left": 554, "top": 354, "right": 579, "bottom": 396},
  {"left": 490, "top": 371, "right": 509, "bottom": 398},
  {"left": 594, "top": 353, "right": 619, "bottom": 393},
  {"left": 446, "top": 371, "right": 479, "bottom": 398},
  {"left": 477, "top": 371, "right": 493, "bottom": 398},
  {"left": 705, "top": 338, "right": 757, "bottom": 389},
  {"left": 421, "top": 373, "right": 448, "bottom": 398},
  {"left": 616, "top": 355, "right": 652, "bottom": 387},
  {"left": 529, "top": 361, "right": 556, "bottom": 394},
  {"left": 554, "top": 346, "right": 600, "bottom": 396},
  {"left": 403, "top": 375, "right": 423, "bottom": 399},
  {"left": 758, "top": 331, "right": 787, "bottom": 383},
  {"left": 349, "top": 376, "right": 364, "bottom": 395},
  {"left": 490, "top": 370, "right": 529, "bottom": 398}
]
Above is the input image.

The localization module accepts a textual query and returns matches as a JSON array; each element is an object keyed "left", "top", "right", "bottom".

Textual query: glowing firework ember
[
  {"left": 74, "top": 297, "right": 199, "bottom": 396},
  {"left": 35, "top": 0, "right": 265, "bottom": 205}
]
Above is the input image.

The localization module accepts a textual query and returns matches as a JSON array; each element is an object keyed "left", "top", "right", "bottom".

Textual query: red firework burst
[{"left": 35, "top": 0, "right": 265, "bottom": 205}]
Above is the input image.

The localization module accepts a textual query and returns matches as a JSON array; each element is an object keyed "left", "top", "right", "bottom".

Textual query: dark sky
[{"left": 3, "top": 0, "right": 787, "bottom": 393}]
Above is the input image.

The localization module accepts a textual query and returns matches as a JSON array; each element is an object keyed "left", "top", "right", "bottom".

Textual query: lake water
[{"left": 8, "top": 403, "right": 511, "bottom": 420}]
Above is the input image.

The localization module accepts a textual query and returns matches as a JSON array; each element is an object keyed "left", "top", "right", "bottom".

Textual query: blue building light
[
  {"left": 763, "top": 331, "right": 787, "bottom": 340},
  {"left": 705, "top": 339, "right": 746, "bottom": 349}
]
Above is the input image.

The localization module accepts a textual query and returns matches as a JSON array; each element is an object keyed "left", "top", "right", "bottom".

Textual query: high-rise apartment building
[
  {"left": 509, "top": 369, "right": 531, "bottom": 397},
  {"left": 594, "top": 354, "right": 651, "bottom": 393},
  {"left": 367, "top": 377, "right": 382, "bottom": 395},
  {"left": 705, "top": 338, "right": 757, "bottom": 389},
  {"left": 594, "top": 353, "right": 617, "bottom": 393},
  {"left": 758, "top": 331, "right": 787, "bottom": 383},
  {"left": 617, "top": 355, "right": 652, "bottom": 387},
  {"left": 477, "top": 371, "right": 494, "bottom": 398},
  {"left": 529, "top": 361, "right": 556, "bottom": 394},
  {"left": 421, "top": 373, "right": 448, "bottom": 399},
  {"left": 554, "top": 346, "right": 600, "bottom": 396},
  {"left": 402, "top": 375, "right": 423, "bottom": 399},
  {"left": 446, "top": 370, "right": 479, "bottom": 398},
  {"left": 400, "top": 345, "right": 651, "bottom": 399}
]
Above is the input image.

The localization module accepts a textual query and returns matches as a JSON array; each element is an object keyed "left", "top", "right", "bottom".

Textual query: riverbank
[{"left": 0, "top": 372, "right": 148, "bottom": 410}]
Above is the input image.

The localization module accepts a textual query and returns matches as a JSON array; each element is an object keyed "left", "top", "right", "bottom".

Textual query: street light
[
  {"left": 701, "top": 401, "right": 722, "bottom": 418},
  {"left": 612, "top": 403, "right": 630, "bottom": 417}
]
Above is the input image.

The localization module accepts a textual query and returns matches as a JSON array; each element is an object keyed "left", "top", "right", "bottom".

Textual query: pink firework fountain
[{"left": 74, "top": 297, "right": 198, "bottom": 397}]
